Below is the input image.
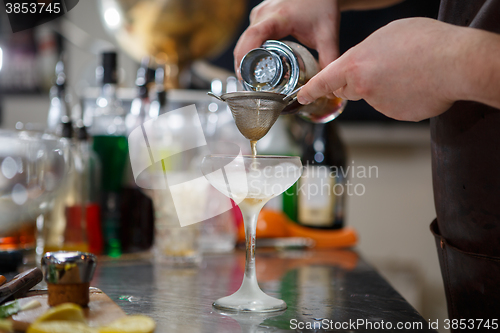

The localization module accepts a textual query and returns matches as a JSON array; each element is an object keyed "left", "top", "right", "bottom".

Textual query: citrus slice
[
  {"left": 27, "top": 321, "right": 97, "bottom": 333},
  {"left": 33, "top": 303, "right": 86, "bottom": 324},
  {"left": 98, "top": 315, "right": 156, "bottom": 333}
]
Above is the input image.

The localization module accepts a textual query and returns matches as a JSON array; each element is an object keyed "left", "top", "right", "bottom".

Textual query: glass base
[{"left": 213, "top": 285, "right": 287, "bottom": 313}]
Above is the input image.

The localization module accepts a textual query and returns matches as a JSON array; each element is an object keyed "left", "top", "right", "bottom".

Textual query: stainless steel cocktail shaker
[{"left": 240, "top": 40, "right": 346, "bottom": 123}]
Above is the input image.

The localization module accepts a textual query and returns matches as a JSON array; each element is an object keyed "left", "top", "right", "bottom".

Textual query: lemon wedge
[
  {"left": 27, "top": 321, "right": 97, "bottom": 333},
  {"left": 98, "top": 315, "right": 156, "bottom": 333},
  {"left": 33, "top": 303, "right": 86, "bottom": 324}
]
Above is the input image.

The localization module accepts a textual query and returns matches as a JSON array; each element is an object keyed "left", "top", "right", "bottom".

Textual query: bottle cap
[
  {"left": 136, "top": 58, "right": 155, "bottom": 98},
  {"left": 102, "top": 52, "right": 118, "bottom": 84},
  {"left": 60, "top": 119, "right": 73, "bottom": 139},
  {"left": 76, "top": 125, "right": 89, "bottom": 141},
  {"left": 55, "top": 60, "right": 66, "bottom": 88},
  {"left": 156, "top": 90, "right": 167, "bottom": 108}
]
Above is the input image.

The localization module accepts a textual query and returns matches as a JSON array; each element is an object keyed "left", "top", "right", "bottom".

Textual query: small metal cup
[{"left": 41, "top": 251, "right": 97, "bottom": 307}]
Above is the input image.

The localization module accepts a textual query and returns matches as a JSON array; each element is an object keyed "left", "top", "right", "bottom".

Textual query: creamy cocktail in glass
[{"left": 201, "top": 154, "right": 302, "bottom": 312}]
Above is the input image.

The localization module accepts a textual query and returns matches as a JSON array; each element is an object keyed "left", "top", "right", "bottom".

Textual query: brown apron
[{"left": 432, "top": 0, "right": 500, "bottom": 324}]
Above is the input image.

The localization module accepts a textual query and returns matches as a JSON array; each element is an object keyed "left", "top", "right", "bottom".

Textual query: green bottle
[{"left": 89, "top": 52, "right": 127, "bottom": 257}]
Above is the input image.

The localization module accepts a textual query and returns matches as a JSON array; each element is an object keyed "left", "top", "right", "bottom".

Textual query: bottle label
[{"left": 298, "top": 166, "right": 336, "bottom": 227}]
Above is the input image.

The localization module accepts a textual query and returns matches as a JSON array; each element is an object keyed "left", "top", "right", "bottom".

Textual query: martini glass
[{"left": 201, "top": 154, "right": 302, "bottom": 312}]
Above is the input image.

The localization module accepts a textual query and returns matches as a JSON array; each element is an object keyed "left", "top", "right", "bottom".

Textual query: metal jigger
[{"left": 41, "top": 252, "right": 97, "bottom": 307}]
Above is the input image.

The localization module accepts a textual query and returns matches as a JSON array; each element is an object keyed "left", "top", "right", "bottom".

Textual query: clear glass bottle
[
  {"left": 47, "top": 60, "right": 71, "bottom": 134},
  {"left": 74, "top": 124, "right": 103, "bottom": 254},
  {"left": 126, "top": 58, "right": 154, "bottom": 131},
  {"left": 43, "top": 120, "right": 91, "bottom": 253},
  {"left": 148, "top": 66, "right": 167, "bottom": 119},
  {"left": 89, "top": 52, "right": 127, "bottom": 257},
  {"left": 42, "top": 120, "right": 76, "bottom": 253}
]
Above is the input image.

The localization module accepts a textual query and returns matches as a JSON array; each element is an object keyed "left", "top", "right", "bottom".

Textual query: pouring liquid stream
[
  {"left": 250, "top": 137, "right": 258, "bottom": 171},
  {"left": 250, "top": 140, "right": 258, "bottom": 157}
]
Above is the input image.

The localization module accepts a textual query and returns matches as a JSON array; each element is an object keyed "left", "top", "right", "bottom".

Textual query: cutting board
[{"left": 9, "top": 287, "right": 126, "bottom": 330}]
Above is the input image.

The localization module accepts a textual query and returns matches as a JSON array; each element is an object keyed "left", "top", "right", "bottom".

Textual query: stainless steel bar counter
[{"left": 91, "top": 249, "right": 436, "bottom": 333}]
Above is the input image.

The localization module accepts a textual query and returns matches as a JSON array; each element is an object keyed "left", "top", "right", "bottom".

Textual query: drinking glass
[
  {"left": 201, "top": 154, "right": 302, "bottom": 312},
  {"left": 0, "top": 130, "right": 70, "bottom": 252}
]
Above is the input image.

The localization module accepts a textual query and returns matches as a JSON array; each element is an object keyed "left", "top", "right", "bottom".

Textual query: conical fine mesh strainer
[{"left": 208, "top": 90, "right": 299, "bottom": 141}]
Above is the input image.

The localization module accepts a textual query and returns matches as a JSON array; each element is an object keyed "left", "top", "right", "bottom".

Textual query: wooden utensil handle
[{"left": 0, "top": 268, "right": 43, "bottom": 303}]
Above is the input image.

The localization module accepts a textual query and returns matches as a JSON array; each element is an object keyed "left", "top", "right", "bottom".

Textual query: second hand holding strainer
[{"left": 208, "top": 87, "right": 302, "bottom": 142}]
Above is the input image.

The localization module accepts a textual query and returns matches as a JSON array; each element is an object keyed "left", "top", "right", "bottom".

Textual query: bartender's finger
[
  {"left": 297, "top": 60, "right": 347, "bottom": 105},
  {"left": 233, "top": 19, "right": 289, "bottom": 77}
]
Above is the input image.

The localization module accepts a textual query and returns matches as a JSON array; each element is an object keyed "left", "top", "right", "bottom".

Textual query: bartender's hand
[
  {"left": 233, "top": 0, "right": 342, "bottom": 74},
  {"left": 298, "top": 18, "right": 463, "bottom": 121},
  {"left": 298, "top": 18, "right": 473, "bottom": 121}
]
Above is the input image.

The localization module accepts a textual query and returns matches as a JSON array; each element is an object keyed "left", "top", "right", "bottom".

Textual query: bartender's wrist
[
  {"left": 435, "top": 24, "right": 474, "bottom": 106},
  {"left": 453, "top": 27, "right": 500, "bottom": 109}
]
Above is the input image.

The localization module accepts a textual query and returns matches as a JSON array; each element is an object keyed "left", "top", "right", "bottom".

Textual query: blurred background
[{"left": 0, "top": 0, "right": 448, "bottom": 330}]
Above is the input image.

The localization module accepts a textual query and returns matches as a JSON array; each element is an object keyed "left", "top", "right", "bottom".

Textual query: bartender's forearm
[
  {"left": 339, "top": 0, "right": 405, "bottom": 11},
  {"left": 456, "top": 27, "right": 500, "bottom": 110}
]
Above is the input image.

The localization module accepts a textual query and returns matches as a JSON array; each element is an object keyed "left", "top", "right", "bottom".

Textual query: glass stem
[
  {"left": 244, "top": 213, "right": 257, "bottom": 282},
  {"left": 241, "top": 202, "right": 266, "bottom": 290}
]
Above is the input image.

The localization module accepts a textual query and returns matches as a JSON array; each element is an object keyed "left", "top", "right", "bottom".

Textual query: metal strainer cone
[{"left": 208, "top": 91, "right": 293, "bottom": 141}]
